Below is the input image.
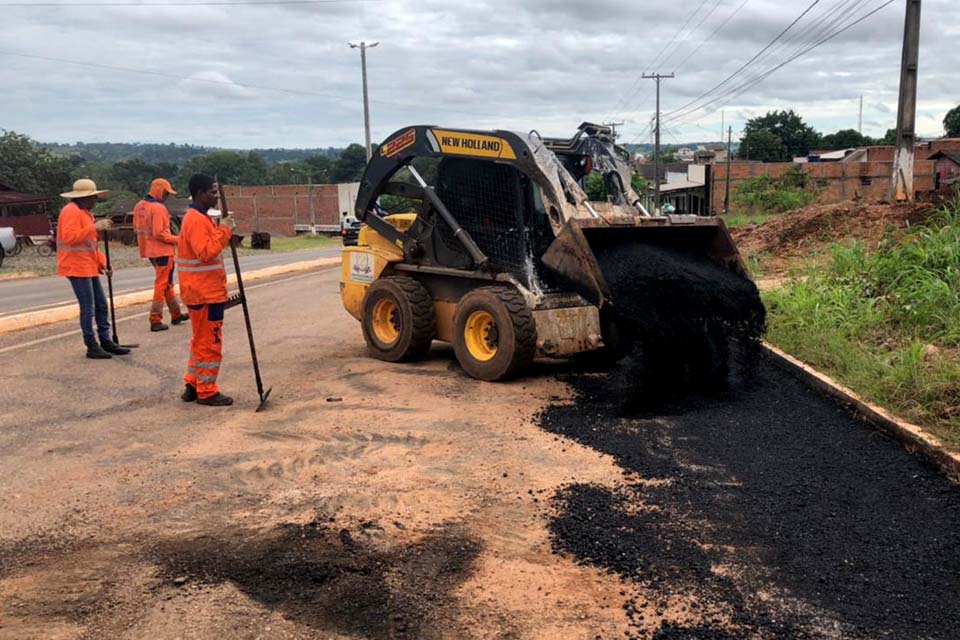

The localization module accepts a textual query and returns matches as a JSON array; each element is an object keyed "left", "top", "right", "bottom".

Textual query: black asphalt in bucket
[{"left": 592, "top": 241, "right": 766, "bottom": 410}]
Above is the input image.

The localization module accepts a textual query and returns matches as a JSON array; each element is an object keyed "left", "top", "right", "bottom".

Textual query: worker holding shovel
[
  {"left": 56, "top": 178, "right": 131, "bottom": 360},
  {"left": 133, "top": 178, "right": 188, "bottom": 331},
  {"left": 177, "top": 174, "right": 236, "bottom": 406}
]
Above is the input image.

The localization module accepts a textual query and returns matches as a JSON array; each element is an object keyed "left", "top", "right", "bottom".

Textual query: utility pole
[
  {"left": 602, "top": 121, "right": 625, "bottom": 139},
  {"left": 858, "top": 95, "right": 864, "bottom": 134},
  {"left": 643, "top": 72, "right": 674, "bottom": 213},
  {"left": 349, "top": 41, "right": 379, "bottom": 161},
  {"left": 724, "top": 126, "right": 733, "bottom": 214},
  {"left": 889, "top": 0, "right": 921, "bottom": 202}
]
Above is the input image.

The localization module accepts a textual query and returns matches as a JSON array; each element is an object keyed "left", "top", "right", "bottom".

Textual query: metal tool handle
[
  {"left": 103, "top": 229, "right": 119, "bottom": 344},
  {"left": 217, "top": 179, "right": 268, "bottom": 403}
]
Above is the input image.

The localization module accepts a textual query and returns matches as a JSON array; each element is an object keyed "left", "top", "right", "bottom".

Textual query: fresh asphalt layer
[{"left": 0, "top": 246, "right": 341, "bottom": 317}]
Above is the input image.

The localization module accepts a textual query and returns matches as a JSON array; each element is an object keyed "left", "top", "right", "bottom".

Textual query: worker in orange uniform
[
  {"left": 178, "top": 174, "right": 236, "bottom": 406},
  {"left": 57, "top": 178, "right": 131, "bottom": 359},
  {"left": 133, "top": 178, "right": 188, "bottom": 331}
]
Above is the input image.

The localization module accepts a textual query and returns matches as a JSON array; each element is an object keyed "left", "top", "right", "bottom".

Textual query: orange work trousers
[
  {"left": 184, "top": 303, "right": 225, "bottom": 399},
  {"left": 149, "top": 257, "right": 185, "bottom": 325}
]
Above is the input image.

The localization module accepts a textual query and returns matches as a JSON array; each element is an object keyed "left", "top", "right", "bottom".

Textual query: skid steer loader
[{"left": 340, "top": 123, "right": 754, "bottom": 381}]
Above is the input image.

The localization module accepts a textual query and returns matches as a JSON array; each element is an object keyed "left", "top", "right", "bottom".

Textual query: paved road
[{"left": 0, "top": 247, "right": 340, "bottom": 317}]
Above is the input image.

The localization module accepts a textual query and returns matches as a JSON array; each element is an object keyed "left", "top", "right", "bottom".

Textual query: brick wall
[
  {"left": 221, "top": 184, "right": 346, "bottom": 236},
  {"left": 710, "top": 160, "right": 936, "bottom": 211}
]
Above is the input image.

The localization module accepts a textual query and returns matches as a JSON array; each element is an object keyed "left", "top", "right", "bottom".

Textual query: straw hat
[{"left": 60, "top": 178, "right": 111, "bottom": 199}]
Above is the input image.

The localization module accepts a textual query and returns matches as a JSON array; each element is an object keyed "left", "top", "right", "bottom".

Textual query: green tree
[
  {"left": 740, "top": 128, "right": 785, "bottom": 162},
  {"left": 330, "top": 144, "right": 370, "bottom": 183},
  {"left": 820, "top": 129, "right": 873, "bottom": 150},
  {"left": 944, "top": 105, "right": 960, "bottom": 138},
  {"left": 739, "top": 110, "right": 821, "bottom": 161},
  {"left": 303, "top": 154, "right": 333, "bottom": 183},
  {"left": 0, "top": 130, "right": 78, "bottom": 197},
  {"left": 180, "top": 150, "right": 268, "bottom": 186},
  {"left": 110, "top": 158, "right": 176, "bottom": 194},
  {"left": 880, "top": 128, "right": 898, "bottom": 145}
]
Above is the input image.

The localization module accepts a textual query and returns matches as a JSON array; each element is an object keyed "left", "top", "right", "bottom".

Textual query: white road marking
[{"left": 0, "top": 270, "right": 328, "bottom": 355}]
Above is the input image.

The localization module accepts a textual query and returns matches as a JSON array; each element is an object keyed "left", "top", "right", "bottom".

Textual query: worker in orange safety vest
[
  {"left": 56, "top": 178, "right": 131, "bottom": 359},
  {"left": 133, "top": 178, "right": 188, "bottom": 331},
  {"left": 177, "top": 174, "right": 236, "bottom": 406}
]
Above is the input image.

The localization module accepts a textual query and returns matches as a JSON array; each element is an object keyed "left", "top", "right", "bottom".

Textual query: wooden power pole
[
  {"left": 643, "top": 72, "right": 674, "bottom": 213},
  {"left": 889, "top": 0, "right": 922, "bottom": 202}
]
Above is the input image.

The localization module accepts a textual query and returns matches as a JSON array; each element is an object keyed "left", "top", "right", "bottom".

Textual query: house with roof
[
  {"left": 928, "top": 150, "right": 960, "bottom": 191},
  {"left": 0, "top": 180, "right": 51, "bottom": 236}
]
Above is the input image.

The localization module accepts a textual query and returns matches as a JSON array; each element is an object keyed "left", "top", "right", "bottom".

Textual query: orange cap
[{"left": 148, "top": 178, "right": 177, "bottom": 199}]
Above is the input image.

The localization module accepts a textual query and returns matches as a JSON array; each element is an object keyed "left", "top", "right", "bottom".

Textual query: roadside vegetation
[
  {"left": 763, "top": 199, "right": 960, "bottom": 445},
  {"left": 733, "top": 165, "right": 815, "bottom": 215}
]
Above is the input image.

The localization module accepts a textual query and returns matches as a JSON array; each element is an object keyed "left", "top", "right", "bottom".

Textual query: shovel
[
  {"left": 216, "top": 179, "right": 272, "bottom": 411},
  {"left": 102, "top": 229, "right": 139, "bottom": 349}
]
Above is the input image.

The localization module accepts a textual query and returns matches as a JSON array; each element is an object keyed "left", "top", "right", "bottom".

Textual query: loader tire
[
  {"left": 361, "top": 276, "right": 435, "bottom": 362},
  {"left": 453, "top": 286, "right": 536, "bottom": 381}
]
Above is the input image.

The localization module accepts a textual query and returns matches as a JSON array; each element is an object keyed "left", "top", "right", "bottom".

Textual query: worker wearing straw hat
[{"left": 57, "top": 178, "right": 131, "bottom": 359}]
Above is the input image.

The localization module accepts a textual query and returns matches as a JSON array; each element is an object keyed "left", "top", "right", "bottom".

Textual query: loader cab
[{"left": 378, "top": 157, "right": 559, "bottom": 291}]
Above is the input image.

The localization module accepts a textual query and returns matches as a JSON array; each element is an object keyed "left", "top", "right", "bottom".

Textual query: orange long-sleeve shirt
[
  {"left": 133, "top": 197, "right": 178, "bottom": 258},
  {"left": 176, "top": 206, "right": 232, "bottom": 305},
  {"left": 56, "top": 202, "right": 106, "bottom": 277}
]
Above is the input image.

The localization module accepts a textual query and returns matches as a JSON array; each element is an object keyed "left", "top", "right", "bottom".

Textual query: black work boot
[
  {"left": 101, "top": 341, "right": 131, "bottom": 355},
  {"left": 181, "top": 384, "right": 198, "bottom": 402},
  {"left": 151, "top": 323, "right": 170, "bottom": 332},
  {"left": 171, "top": 313, "right": 189, "bottom": 326},
  {"left": 86, "top": 344, "right": 113, "bottom": 359},
  {"left": 197, "top": 393, "right": 233, "bottom": 407}
]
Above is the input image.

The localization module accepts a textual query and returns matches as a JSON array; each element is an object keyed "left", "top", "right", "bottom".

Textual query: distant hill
[{"left": 40, "top": 141, "right": 344, "bottom": 166}]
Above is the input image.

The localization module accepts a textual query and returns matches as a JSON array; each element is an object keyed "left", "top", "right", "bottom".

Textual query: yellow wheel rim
[
  {"left": 464, "top": 310, "right": 498, "bottom": 362},
  {"left": 372, "top": 298, "right": 400, "bottom": 345}
]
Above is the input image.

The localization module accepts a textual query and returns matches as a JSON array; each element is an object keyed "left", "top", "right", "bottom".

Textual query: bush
[
  {"left": 764, "top": 201, "right": 960, "bottom": 442},
  {"left": 733, "top": 166, "right": 814, "bottom": 214}
]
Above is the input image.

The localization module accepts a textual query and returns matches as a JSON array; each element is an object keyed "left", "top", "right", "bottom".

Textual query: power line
[
  {"left": 664, "top": 0, "right": 868, "bottom": 122},
  {"left": 658, "top": 0, "right": 727, "bottom": 70},
  {"left": 1, "top": 0, "right": 377, "bottom": 6},
  {"left": 607, "top": 0, "right": 713, "bottom": 121},
  {"left": 663, "top": 0, "right": 823, "bottom": 121},
  {"left": 672, "top": 0, "right": 751, "bottom": 70},
  {"left": 664, "top": 0, "right": 898, "bottom": 126}
]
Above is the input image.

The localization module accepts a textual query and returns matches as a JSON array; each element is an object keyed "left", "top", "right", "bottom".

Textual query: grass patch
[
  {"left": 723, "top": 212, "right": 781, "bottom": 229},
  {"left": 764, "top": 200, "right": 960, "bottom": 446},
  {"left": 241, "top": 234, "right": 340, "bottom": 253}
]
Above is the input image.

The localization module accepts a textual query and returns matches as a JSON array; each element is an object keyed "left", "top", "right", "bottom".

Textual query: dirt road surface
[{"left": 1, "top": 265, "right": 958, "bottom": 639}]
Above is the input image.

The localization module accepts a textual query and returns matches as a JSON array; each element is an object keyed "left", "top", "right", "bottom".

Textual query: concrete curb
[
  {"left": 764, "top": 341, "right": 960, "bottom": 482},
  {"left": 0, "top": 257, "right": 341, "bottom": 336}
]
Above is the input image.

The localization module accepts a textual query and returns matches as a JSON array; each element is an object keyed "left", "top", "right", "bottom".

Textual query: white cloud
[
  {"left": 0, "top": 0, "right": 956, "bottom": 147},
  {"left": 178, "top": 70, "right": 257, "bottom": 100}
]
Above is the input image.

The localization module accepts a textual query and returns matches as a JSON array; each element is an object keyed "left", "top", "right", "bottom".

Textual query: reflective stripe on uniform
[
  {"left": 58, "top": 246, "right": 98, "bottom": 253},
  {"left": 196, "top": 374, "right": 219, "bottom": 383},
  {"left": 193, "top": 361, "right": 220, "bottom": 369},
  {"left": 179, "top": 264, "right": 225, "bottom": 273}
]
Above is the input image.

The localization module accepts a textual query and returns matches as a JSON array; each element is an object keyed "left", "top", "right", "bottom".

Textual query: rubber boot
[
  {"left": 101, "top": 341, "right": 131, "bottom": 355},
  {"left": 197, "top": 393, "right": 233, "bottom": 407},
  {"left": 181, "top": 384, "right": 198, "bottom": 402}
]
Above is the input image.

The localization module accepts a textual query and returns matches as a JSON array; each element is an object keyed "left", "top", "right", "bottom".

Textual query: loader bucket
[{"left": 541, "top": 215, "right": 749, "bottom": 309}]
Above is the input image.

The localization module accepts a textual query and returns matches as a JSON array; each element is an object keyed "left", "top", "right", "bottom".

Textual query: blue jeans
[{"left": 68, "top": 276, "right": 111, "bottom": 347}]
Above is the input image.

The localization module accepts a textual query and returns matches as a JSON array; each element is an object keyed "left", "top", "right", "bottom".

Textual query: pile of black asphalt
[
  {"left": 540, "top": 242, "right": 960, "bottom": 639},
  {"left": 541, "top": 358, "right": 960, "bottom": 639}
]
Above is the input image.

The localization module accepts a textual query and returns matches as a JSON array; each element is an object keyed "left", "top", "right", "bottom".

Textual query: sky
[{"left": 1, "top": 0, "right": 957, "bottom": 149}]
